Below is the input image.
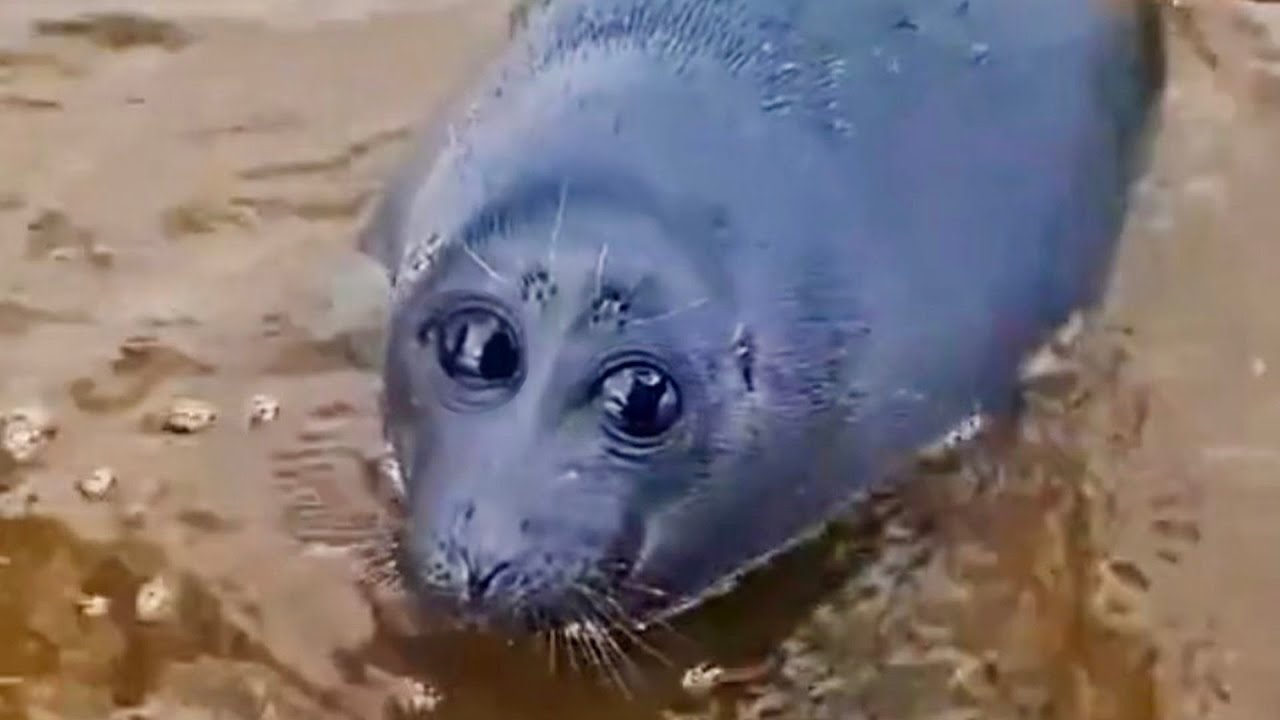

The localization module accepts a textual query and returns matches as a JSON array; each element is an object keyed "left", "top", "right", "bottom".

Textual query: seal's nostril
[{"left": 465, "top": 560, "right": 512, "bottom": 603}]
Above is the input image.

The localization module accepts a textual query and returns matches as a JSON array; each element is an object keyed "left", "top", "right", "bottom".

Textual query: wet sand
[{"left": 0, "top": 1, "right": 1278, "bottom": 718}]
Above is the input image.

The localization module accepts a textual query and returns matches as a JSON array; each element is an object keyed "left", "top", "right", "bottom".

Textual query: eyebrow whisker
[
  {"left": 461, "top": 242, "right": 514, "bottom": 285},
  {"left": 627, "top": 297, "right": 710, "bottom": 327},
  {"left": 594, "top": 243, "right": 610, "bottom": 297},
  {"left": 547, "top": 180, "right": 569, "bottom": 272}
]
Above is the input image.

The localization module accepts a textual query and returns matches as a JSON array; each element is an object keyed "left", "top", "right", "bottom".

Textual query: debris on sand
[
  {"left": 75, "top": 466, "right": 117, "bottom": 501},
  {"left": 160, "top": 196, "right": 255, "bottom": 239},
  {"left": 681, "top": 664, "right": 726, "bottom": 697},
  {"left": 135, "top": 575, "right": 175, "bottom": 624},
  {"left": 32, "top": 13, "right": 193, "bottom": 52},
  {"left": 25, "top": 209, "right": 94, "bottom": 261},
  {"left": 161, "top": 397, "right": 218, "bottom": 434},
  {"left": 1, "top": 405, "right": 57, "bottom": 464},
  {"left": 1088, "top": 558, "right": 1153, "bottom": 637},
  {"left": 385, "top": 678, "right": 444, "bottom": 718},
  {"left": 247, "top": 394, "right": 281, "bottom": 427},
  {"left": 76, "top": 594, "right": 111, "bottom": 618}
]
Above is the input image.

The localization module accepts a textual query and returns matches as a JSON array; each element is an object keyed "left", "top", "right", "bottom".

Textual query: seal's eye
[
  {"left": 432, "top": 307, "right": 521, "bottom": 387},
  {"left": 597, "top": 362, "right": 682, "bottom": 442}
]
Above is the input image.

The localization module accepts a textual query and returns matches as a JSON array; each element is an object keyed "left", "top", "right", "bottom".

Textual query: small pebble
[
  {"left": 388, "top": 678, "right": 444, "bottom": 717},
  {"left": 77, "top": 594, "right": 111, "bottom": 618},
  {"left": 77, "top": 466, "right": 117, "bottom": 500},
  {"left": 88, "top": 243, "right": 116, "bottom": 268},
  {"left": 681, "top": 663, "right": 725, "bottom": 697},
  {"left": 1089, "top": 557, "right": 1152, "bottom": 635},
  {"left": 135, "top": 575, "right": 175, "bottom": 623},
  {"left": 247, "top": 394, "right": 281, "bottom": 426},
  {"left": 1, "top": 405, "right": 57, "bottom": 464},
  {"left": 948, "top": 651, "right": 1000, "bottom": 701},
  {"left": 162, "top": 397, "right": 218, "bottom": 434}
]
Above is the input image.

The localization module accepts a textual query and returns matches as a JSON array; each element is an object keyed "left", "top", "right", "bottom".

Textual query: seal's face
[{"left": 383, "top": 192, "right": 759, "bottom": 633}]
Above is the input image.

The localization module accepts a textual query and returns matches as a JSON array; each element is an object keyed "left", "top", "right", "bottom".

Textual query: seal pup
[{"left": 357, "top": 0, "right": 1165, "bottom": 636}]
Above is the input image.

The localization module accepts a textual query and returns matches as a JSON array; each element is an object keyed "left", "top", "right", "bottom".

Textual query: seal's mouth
[{"left": 390, "top": 515, "right": 655, "bottom": 639}]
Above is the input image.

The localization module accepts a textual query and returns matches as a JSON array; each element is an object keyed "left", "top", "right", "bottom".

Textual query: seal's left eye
[
  {"left": 432, "top": 308, "right": 521, "bottom": 387},
  {"left": 598, "top": 362, "right": 682, "bottom": 442}
]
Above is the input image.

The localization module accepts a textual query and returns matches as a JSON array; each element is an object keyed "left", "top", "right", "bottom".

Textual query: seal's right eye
[
  {"left": 422, "top": 306, "right": 522, "bottom": 389},
  {"left": 596, "top": 361, "right": 682, "bottom": 445}
]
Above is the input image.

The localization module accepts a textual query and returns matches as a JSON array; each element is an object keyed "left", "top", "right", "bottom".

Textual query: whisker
[
  {"left": 591, "top": 590, "right": 674, "bottom": 668},
  {"left": 594, "top": 243, "right": 609, "bottom": 297},
  {"left": 626, "top": 297, "right": 710, "bottom": 327},
  {"left": 575, "top": 587, "right": 645, "bottom": 676},
  {"left": 549, "top": 626, "right": 559, "bottom": 676},
  {"left": 587, "top": 615, "right": 644, "bottom": 698},
  {"left": 614, "top": 574, "right": 671, "bottom": 599},
  {"left": 570, "top": 597, "right": 632, "bottom": 699},
  {"left": 564, "top": 622, "right": 582, "bottom": 675},
  {"left": 576, "top": 622, "right": 605, "bottom": 675},
  {"left": 594, "top": 629, "right": 635, "bottom": 698},
  {"left": 586, "top": 624, "right": 630, "bottom": 698},
  {"left": 461, "top": 242, "right": 513, "bottom": 285},
  {"left": 614, "top": 591, "right": 686, "bottom": 635},
  {"left": 547, "top": 180, "right": 569, "bottom": 271},
  {"left": 535, "top": 622, "right": 553, "bottom": 677}
]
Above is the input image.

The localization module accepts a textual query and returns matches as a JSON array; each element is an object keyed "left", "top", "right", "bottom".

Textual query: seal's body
[{"left": 362, "top": 0, "right": 1164, "bottom": 633}]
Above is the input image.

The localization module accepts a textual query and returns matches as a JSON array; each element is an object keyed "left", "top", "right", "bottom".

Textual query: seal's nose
[{"left": 462, "top": 559, "right": 513, "bottom": 605}]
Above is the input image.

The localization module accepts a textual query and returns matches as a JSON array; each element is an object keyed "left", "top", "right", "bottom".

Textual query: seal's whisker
[
  {"left": 549, "top": 626, "right": 560, "bottom": 676},
  {"left": 461, "top": 241, "right": 514, "bottom": 285},
  {"left": 563, "top": 596, "right": 612, "bottom": 685},
  {"left": 627, "top": 297, "right": 710, "bottom": 327},
  {"left": 571, "top": 599, "right": 633, "bottom": 699},
  {"left": 546, "top": 180, "right": 569, "bottom": 271},
  {"left": 611, "top": 589, "right": 686, "bottom": 641},
  {"left": 574, "top": 586, "right": 644, "bottom": 676},
  {"left": 590, "top": 589, "right": 674, "bottom": 668},
  {"left": 596, "top": 632, "right": 636, "bottom": 698},
  {"left": 562, "top": 622, "right": 582, "bottom": 674},
  {"left": 586, "top": 622, "right": 632, "bottom": 698},
  {"left": 533, "top": 617, "right": 554, "bottom": 677},
  {"left": 588, "top": 615, "right": 645, "bottom": 696},
  {"left": 593, "top": 242, "right": 609, "bottom": 297},
  {"left": 573, "top": 620, "right": 605, "bottom": 676},
  {"left": 615, "top": 576, "right": 671, "bottom": 599}
]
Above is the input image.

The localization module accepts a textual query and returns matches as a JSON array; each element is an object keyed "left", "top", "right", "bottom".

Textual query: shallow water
[{"left": 1, "top": 1, "right": 1278, "bottom": 719}]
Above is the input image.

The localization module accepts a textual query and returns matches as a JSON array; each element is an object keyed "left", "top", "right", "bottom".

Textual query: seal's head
[
  {"left": 371, "top": 158, "right": 860, "bottom": 632},
  {"left": 378, "top": 176, "right": 801, "bottom": 634}
]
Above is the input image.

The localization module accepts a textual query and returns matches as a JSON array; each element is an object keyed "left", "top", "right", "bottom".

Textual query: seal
[{"left": 359, "top": 0, "right": 1165, "bottom": 635}]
